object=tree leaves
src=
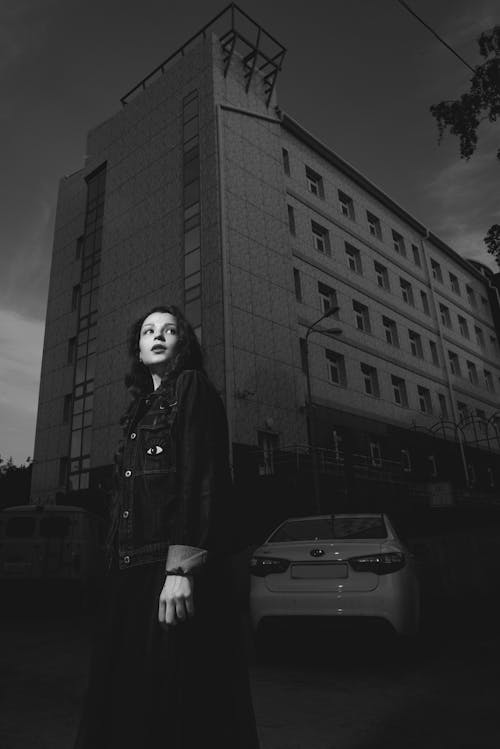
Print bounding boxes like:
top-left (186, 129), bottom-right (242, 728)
top-left (485, 223), bottom-right (500, 260)
top-left (430, 26), bottom-right (500, 265)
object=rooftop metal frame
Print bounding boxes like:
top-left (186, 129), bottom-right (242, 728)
top-left (120, 3), bottom-right (286, 107)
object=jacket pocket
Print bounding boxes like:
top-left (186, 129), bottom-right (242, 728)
top-left (136, 423), bottom-right (173, 473)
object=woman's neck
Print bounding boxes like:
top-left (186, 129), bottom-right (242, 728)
top-left (151, 372), bottom-right (163, 391)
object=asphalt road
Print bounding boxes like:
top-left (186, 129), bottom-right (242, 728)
top-left (0, 597), bottom-right (498, 749)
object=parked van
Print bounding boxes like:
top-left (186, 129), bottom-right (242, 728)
top-left (0, 504), bottom-right (105, 599)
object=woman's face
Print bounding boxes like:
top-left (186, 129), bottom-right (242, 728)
top-left (139, 311), bottom-right (179, 371)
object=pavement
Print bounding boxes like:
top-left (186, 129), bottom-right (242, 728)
top-left (0, 593), bottom-right (499, 749)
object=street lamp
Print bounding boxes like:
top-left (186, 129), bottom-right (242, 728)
top-left (303, 306), bottom-right (342, 513)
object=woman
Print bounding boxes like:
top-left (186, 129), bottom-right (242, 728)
top-left (74, 305), bottom-right (259, 749)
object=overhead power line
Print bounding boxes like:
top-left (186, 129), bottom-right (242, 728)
top-left (395, 0), bottom-right (476, 75)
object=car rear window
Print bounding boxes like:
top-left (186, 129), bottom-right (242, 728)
top-left (269, 516), bottom-right (387, 542)
top-left (40, 517), bottom-right (71, 538)
top-left (5, 517), bottom-right (37, 538)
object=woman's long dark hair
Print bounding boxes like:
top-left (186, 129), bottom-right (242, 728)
top-left (124, 305), bottom-right (204, 397)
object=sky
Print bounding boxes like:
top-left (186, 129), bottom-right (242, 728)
top-left (0, 0), bottom-right (498, 465)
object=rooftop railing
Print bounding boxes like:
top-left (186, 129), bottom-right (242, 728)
top-left (121, 3), bottom-right (286, 107)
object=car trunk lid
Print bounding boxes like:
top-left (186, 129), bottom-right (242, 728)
top-left (258, 541), bottom-right (383, 592)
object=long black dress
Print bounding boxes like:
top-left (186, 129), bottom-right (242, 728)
top-left (73, 374), bottom-right (259, 748)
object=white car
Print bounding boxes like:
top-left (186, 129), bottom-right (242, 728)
top-left (250, 513), bottom-right (420, 637)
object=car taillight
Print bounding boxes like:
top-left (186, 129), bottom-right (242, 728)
top-left (250, 556), bottom-right (290, 577)
top-left (348, 552), bottom-right (405, 575)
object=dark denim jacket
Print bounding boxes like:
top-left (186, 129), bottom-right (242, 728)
top-left (106, 369), bottom-right (237, 572)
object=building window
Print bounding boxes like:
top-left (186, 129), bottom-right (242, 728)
top-left (458, 315), bottom-right (469, 339)
top-left (448, 351), bottom-right (460, 376)
top-left (484, 369), bottom-right (494, 392)
top-left (466, 360), bottom-right (478, 385)
top-left (374, 261), bottom-right (389, 290)
top-left (467, 463), bottom-right (477, 486)
top-left (367, 211), bottom-right (382, 239)
top-left (293, 268), bottom-right (302, 302)
top-left (438, 393), bottom-right (448, 418)
top-left (439, 304), bottom-right (452, 328)
top-left (353, 300), bottom-right (371, 333)
top-left (401, 449), bottom-right (412, 472)
top-left (417, 385), bottom-right (432, 414)
top-left (331, 429), bottom-right (344, 463)
top-left (182, 91), bottom-right (202, 333)
top-left (428, 455), bottom-right (438, 478)
top-left (67, 337), bottom-right (76, 365)
top-left (63, 394), bottom-right (72, 423)
top-left (490, 335), bottom-right (498, 353)
top-left (420, 290), bottom-right (430, 315)
top-left (282, 148), bottom-right (290, 176)
top-left (449, 272), bottom-right (460, 295)
top-left (391, 375), bottom-right (408, 407)
top-left (345, 243), bottom-right (362, 273)
top-left (58, 457), bottom-right (68, 487)
top-left (408, 330), bottom-right (423, 358)
top-left (431, 259), bottom-right (443, 283)
top-left (392, 230), bottom-right (406, 256)
top-left (487, 467), bottom-right (495, 488)
top-left (338, 190), bottom-right (355, 220)
top-left (412, 244), bottom-right (421, 266)
top-left (76, 236), bottom-right (84, 260)
top-left (71, 284), bottom-right (80, 312)
top-left (287, 205), bottom-right (296, 235)
top-left (318, 282), bottom-right (338, 315)
top-left (475, 326), bottom-right (485, 347)
top-left (361, 363), bottom-right (379, 397)
top-left (67, 164), bottom-right (106, 492)
top-left (311, 221), bottom-right (331, 255)
top-left (383, 316), bottom-right (399, 347)
top-left (476, 408), bottom-right (487, 423)
top-left (299, 338), bottom-right (308, 373)
top-left (257, 431), bottom-right (278, 476)
top-left (306, 166), bottom-right (324, 198)
top-left (370, 441), bottom-right (382, 467)
top-left (429, 340), bottom-right (439, 365)
top-left (326, 350), bottom-right (347, 386)
top-left (457, 402), bottom-right (468, 423)
top-left (481, 296), bottom-right (489, 312)
top-left (466, 284), bottom-right (476, 307)
top-left (400, 278), bottom-right (414, 306)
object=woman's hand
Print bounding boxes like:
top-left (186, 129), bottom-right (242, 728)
top-left (158, 575), bottom-right (194, 627)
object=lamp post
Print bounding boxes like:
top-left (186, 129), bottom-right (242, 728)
top-left (303, 307), bottom-right (342, 513)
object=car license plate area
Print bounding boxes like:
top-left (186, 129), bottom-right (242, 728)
top-left (291, 563), bottom-right (348, 579)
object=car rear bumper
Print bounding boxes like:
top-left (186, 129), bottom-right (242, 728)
top-left (250, 585), bottom-right (418, 636)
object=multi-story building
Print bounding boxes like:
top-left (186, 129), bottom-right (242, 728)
top-left (31, 6), bottom-right (500, 520)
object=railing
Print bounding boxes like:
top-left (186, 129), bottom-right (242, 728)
top-left (120, 3), bottom-right (286, 107)
top-left (253, 444), bottom-right (407, 484)
top-left (350, 453), bottom-right (408, 485)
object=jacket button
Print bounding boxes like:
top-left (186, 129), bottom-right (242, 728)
top-left (130, 432), bottom-right (137, 440)
top-left (123, 555), bottom-right (131, 565)
top-left (124, 470), bottom-right (132, 478)
top-left (122, 510), bottom-right (129, 519)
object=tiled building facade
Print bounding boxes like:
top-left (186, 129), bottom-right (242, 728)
top-left (31, 9), bottom-right (500, 516)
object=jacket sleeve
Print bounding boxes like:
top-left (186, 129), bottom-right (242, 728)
top-left (166, 369), bottom-right (230, 574)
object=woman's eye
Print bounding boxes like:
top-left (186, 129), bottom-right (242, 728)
top-left (166, 329), bottom-right (177, 336)
top-left (146, 445), bottom-right (164, 456)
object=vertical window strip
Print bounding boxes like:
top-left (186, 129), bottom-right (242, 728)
top-left (68, 163), bottom-right (106, 491)
top-left (182, 91), bottom-right (202, 332)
